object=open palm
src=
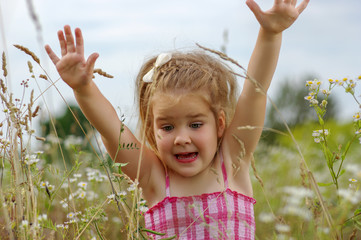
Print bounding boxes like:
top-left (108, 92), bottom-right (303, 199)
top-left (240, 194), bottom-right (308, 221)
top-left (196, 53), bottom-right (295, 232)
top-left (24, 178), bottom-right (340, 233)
top-left (45, 25), bottom-right (98, 91)
top-left (246, 0), bottom-right (310, 34)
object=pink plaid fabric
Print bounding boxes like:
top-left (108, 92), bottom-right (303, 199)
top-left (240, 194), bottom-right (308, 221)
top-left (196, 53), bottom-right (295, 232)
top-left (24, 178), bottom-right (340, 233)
top-left (144, 154), bottom-right (256, 240)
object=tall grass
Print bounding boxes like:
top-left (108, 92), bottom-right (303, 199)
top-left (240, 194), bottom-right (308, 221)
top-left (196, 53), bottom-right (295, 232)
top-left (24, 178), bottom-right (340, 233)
top-left (0, 37), bottom-right (360, 240)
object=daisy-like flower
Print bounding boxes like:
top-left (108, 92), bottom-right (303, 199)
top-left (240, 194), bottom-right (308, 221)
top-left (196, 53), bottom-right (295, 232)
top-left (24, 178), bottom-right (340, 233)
top-left (304, 95), bottom-right (314, 101)
top-left (67, 212), bottom-right (75, 219)
top-left (47, 184), bottom-right (55, 192)
top-left (349, 178), bottom-right (358, 183)
top-left (321, 89), bottom-right (331, 96)
top-left (107, 194), bottom-right (115, 204)
top-left (56, 224), bottom-right (64, 229)
top-left (139, 206), bottom-right (149, 213)
top-left (77, 190), bottom-right (86, 199)
top-left (127, 183), bottom-right (137, 192)
top-left (20, 220), bottom-right (29, 228)
top-left (24, 154), bottom-right (40, 165)
top-left (38, 214), bottom-right (47, 221)
top-left (77, 181), bottom-right (88, 189)
top-left (117, 191), bottom-right (127, 197)
top-left (353, 112), bottom-right (360, 122)
top-left (40, 181), bottom-right (49, 188)
top-left (60, 199), bottom-right (68, 208)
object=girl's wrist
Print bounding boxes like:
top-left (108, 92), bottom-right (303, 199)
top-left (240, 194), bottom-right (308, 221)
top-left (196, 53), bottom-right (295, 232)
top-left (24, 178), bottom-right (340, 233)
top-left (73, 81), bottom-right (96, 96)
top-left (259, 27), bottom-right (283, 42)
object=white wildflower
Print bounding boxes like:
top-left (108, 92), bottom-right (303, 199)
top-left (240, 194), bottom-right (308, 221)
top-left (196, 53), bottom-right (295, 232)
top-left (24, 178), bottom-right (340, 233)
top-left (275, 223), bottom-right (291, 233)
top-left (258, 212), bottom-right (274, 223)
top-left (60, 199), bottom-right (68, 208)
top-left (127, 183), bottom-right (138, 192)
top-left (310, 99), bottom-right (319, 105)
top-left (117, 191), bottom-right (127, 197)
top-left (353, 112), bottom-right (360, 122)
top-left (77, 181), bottom-right (88, 189)
top-left (77, 190), bottom-right (86, 199)
top-left (20, 220), bottom-right (29, 228)
top-left (139, 206), bottom-right (149, 213)
top-left (40, 181), bottom-right (48, 188)
top-left (38, 214), bottom-right (47, 221)
top-left (67, 212), bottom-right (75, 219)
top-left (107, 194), bottom-right (115, 204)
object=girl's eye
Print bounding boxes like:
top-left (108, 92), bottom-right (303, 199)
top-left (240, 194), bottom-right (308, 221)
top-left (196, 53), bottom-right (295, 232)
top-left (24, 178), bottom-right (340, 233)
top-left (162, 125), bottom-right (174, 132)
top-left (190, 123), bottom-right (202, 129)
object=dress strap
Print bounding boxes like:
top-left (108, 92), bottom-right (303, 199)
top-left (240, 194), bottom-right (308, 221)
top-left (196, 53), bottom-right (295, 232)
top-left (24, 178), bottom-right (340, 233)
top-left (220, 151), bottom-right (229, 188)
top-left (165, 169), bottom-right (171, 197)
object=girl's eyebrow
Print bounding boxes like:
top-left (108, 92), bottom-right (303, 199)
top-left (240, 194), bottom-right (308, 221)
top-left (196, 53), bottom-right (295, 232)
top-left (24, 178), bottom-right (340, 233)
top-left (155, 113), bottom-right (207, 122)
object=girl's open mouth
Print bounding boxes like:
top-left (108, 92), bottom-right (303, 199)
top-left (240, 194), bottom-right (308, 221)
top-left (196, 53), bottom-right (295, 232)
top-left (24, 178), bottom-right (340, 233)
top-left (175, 152), bottom-right (198, 163)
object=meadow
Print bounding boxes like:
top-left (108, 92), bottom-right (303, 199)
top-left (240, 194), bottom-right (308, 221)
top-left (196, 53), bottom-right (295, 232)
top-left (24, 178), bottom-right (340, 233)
top-left (0, 42), bottom-right (360, 240)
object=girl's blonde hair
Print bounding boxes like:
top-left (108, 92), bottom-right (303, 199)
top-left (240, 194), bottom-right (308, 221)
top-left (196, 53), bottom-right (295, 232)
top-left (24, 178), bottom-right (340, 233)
top-left (136, 51), bottom-right (238, 155)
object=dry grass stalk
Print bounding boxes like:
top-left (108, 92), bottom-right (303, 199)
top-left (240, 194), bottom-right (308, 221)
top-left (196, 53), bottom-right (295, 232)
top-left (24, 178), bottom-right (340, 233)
top-left (13, 44), bottom-right (40, 64)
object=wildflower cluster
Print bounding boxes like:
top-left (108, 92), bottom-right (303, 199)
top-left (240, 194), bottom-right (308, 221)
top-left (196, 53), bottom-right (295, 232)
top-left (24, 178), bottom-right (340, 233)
top-left (304, 75), bottom-right (361, 191)
top-left (311, 129), bottom-right (330, 143)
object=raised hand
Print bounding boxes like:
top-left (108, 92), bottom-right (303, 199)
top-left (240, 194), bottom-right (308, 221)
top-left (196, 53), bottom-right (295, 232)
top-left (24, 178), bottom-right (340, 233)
top-left (45, 25), bottom-right (99, 91)
top-left (246, 0), bottom-right (310, 34)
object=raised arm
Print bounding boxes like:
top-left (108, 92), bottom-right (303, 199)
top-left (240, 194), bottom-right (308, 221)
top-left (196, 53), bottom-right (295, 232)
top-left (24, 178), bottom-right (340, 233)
top-left (224, 0), bottom-right (309, 163)
top-left (45, 26), bottom-right (157, 185)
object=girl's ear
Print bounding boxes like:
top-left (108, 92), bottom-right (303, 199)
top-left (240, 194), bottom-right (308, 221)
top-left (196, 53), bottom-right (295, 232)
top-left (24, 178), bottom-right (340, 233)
top-left (217, 110), bottom-right (226, 138)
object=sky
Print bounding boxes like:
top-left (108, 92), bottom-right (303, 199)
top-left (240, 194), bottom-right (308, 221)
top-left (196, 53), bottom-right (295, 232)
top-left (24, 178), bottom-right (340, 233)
top-left (1, 0), bottom-right (360, 131)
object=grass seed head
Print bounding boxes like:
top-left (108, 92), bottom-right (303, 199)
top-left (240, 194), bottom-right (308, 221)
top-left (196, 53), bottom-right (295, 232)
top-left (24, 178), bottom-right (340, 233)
top-left (93, 68), bottom-right (114, 78)
top-left (14, 44), bottom-right (40, 65)
top-left (2, 52), bottom-right (7, 77)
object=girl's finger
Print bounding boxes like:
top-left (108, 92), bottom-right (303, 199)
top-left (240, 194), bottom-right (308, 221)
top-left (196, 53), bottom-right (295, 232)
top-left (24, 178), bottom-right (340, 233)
top-left (57, 30), bottom-right (67, 57)
top-left (44, 45), bottom-right (60, 65)
top-left (296, 0), bottom-right (310, 14)
top-left (64, 25), bottom-right (76, 53)
top-left (75, 28), bottom-right (84, 56)
top-left (246, 0), bottom-right (264, 23)
top-left (85, 52), bottom-right (99, 77)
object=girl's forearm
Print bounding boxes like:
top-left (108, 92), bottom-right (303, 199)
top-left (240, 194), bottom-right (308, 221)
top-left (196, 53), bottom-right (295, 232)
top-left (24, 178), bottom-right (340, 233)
top-left (73, 82), bottom-right (122, 143)
top-left (244, 27), bottom-right (282, 96)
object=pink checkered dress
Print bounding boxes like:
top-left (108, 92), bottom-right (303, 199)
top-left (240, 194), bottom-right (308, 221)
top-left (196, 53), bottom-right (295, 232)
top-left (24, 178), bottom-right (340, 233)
top-left (144, 154), bottom-right (256, 239)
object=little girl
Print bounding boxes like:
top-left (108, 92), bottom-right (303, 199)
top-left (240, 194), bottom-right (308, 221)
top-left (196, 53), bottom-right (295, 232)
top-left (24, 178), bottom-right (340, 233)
top-left (45, 0), bottom-right (309, 239)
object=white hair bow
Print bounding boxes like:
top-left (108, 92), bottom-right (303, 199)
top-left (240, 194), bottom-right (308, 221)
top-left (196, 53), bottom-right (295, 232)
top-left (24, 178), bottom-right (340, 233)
top-left (142, 53), bottom-right (172, 83)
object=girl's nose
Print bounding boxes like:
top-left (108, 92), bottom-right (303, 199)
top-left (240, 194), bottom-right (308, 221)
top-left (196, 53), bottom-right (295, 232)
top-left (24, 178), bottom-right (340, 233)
top-left (174, 131), bottom-right (191, 145)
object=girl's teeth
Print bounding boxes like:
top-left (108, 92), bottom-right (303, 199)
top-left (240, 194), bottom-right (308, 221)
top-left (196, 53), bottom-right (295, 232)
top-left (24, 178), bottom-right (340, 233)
top-left (177, 153), bottom-right (197, 159)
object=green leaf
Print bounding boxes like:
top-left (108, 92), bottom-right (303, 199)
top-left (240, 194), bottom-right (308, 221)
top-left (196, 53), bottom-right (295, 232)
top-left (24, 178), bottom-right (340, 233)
top-left (317, 182), bottom-right (333, 187)
top-left (338, 169), bottom-right (346, 178)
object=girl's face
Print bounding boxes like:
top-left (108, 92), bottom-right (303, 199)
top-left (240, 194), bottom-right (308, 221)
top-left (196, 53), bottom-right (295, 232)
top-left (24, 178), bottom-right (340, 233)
top-left (152, 93), bottom-right (225, 178)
